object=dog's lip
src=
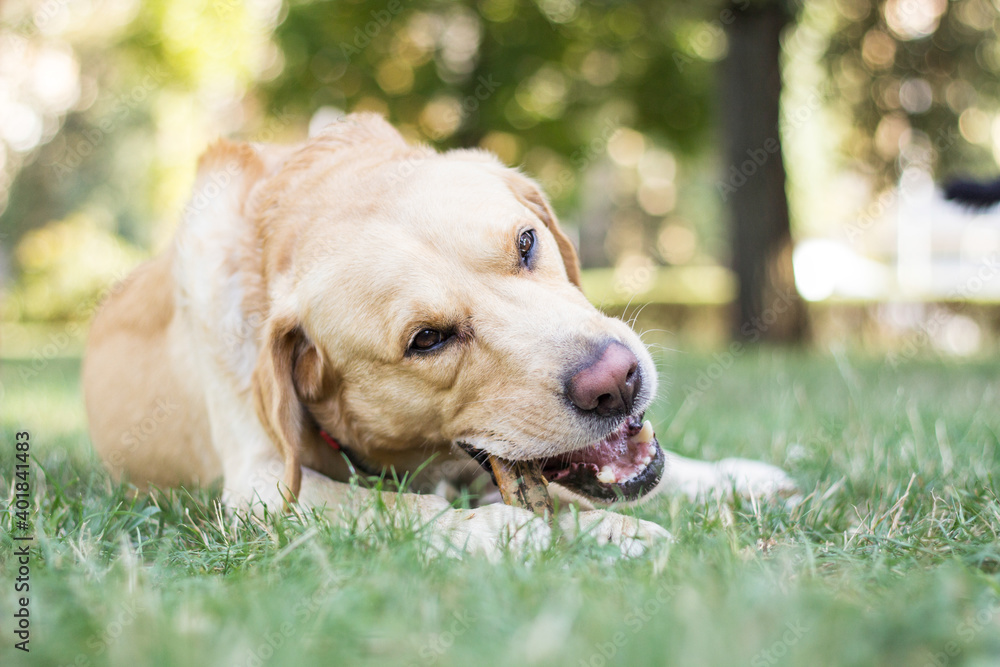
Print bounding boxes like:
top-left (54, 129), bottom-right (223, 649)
top-left (536, 414), bottom-right (665, 502)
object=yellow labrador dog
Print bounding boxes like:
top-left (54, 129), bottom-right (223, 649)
top-left (83, 113), bottom-right (792, 556)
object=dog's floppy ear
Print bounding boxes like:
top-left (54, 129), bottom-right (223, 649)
top-left (251, 314), bottom-right (325, 503)
top-left (505, 172), bottom-right (582, 287)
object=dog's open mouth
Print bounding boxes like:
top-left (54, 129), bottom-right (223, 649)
top-left (538, 415), bottom-right (665, 502)
top-left (461, 415), bottom-right (665, 503)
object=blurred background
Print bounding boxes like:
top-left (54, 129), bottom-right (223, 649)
top-left (3, 0), bottom-right (1000, 359)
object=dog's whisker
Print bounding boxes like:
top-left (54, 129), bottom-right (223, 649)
top-left (621, 292), bottom-right (640, 326)
top-left (626, 299), bottom-right (650, 328)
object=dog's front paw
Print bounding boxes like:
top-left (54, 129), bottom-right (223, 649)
top-left (666, 452), bottom-right (798, 503)
top-left (426, 503), bottom-right (552, 560)
top-left (559, 509), bottom-right (671, 558)
top-left (713, 458), bottom-right (798, 500)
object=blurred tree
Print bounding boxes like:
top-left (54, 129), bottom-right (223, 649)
top-left (721, 0), bottom-right (808, 342)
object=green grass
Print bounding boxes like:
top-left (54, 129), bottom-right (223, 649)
top-left (3, 350), bottom-right (1000, 666)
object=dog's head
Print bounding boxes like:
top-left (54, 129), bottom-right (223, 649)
top-left (243, 114), bottom-right (664, 505)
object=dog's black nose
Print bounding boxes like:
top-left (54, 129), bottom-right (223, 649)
top-left (566, 342), bottom-right (641, 418)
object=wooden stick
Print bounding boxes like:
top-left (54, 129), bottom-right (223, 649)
top-left (487, 455), bottom-right (554, 519)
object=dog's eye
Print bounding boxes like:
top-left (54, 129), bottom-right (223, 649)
top-left (519, 229), bottom-right (536, 268)
top-left (410, 328), bottom-right (447, 352)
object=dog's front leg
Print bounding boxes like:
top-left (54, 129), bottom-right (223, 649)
top-left (300, 469), bottom-right (674, 558)
top-left (663, 451), bottom-right (798, 502)
top-left (228, 463), bottom-right (550, 559)
top-left (231, 464), bottom-right (669, 559)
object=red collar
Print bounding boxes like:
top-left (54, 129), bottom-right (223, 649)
top-left (317, 424), bottom-right (381, 477)
top-left (319, 429), bottom-right (341, 451)
top-left (316, 427), bottom-right (379, 477)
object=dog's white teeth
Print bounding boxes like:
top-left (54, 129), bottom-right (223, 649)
top-left (640, 454), bottom-right (652, 467)
top-left (631, 419), bottom-right (655, 445)
top-left (597, 466), bottom-right (617, 484)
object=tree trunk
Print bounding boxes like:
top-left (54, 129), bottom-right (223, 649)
top-left (721, 2), bottom-right (808, 344)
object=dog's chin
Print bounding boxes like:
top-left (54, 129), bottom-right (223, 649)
top-left (461, 415), bottom-right (665, 504)
top-left (536, 415), bottom-right (665, 503)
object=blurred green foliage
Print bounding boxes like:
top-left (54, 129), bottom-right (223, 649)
top-left (266, 0), bottom-right (715, 170)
